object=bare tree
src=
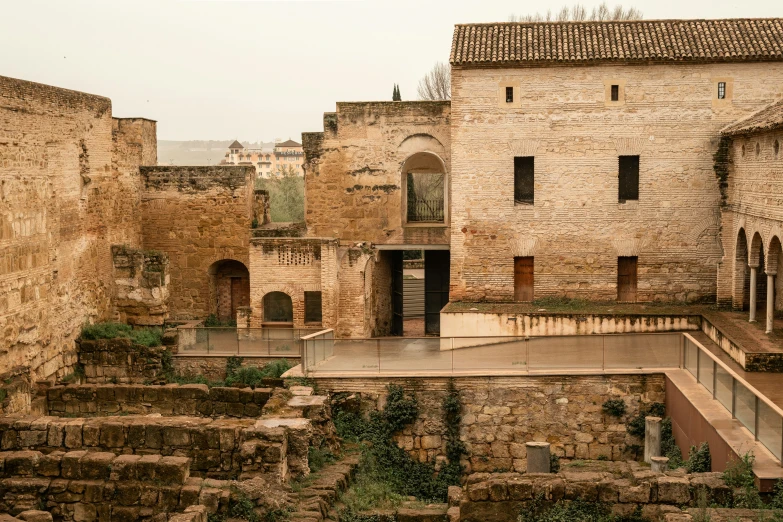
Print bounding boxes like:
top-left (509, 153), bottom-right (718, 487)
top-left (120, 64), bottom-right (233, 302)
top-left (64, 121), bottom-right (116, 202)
top-left (509, 2), bottom-right (642, 22)
top-left (417, 62), bottom-right (451, 101)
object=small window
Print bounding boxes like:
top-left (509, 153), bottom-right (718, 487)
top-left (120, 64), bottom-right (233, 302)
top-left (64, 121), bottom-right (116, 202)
top-left (263, 292), bottom-right (293, 322)
top-left (741, 144), bottom-right (746, 157)
top-left (775, 140), bottom-right (780, 156)
top-left (506, 86), bottom-right (514, 103)
top-left (611, 85), bottom-right (619, 102)
top-left (618, 156), bottom-right (639, 202)
top-left (756, 143), bottom-right (761, 157)
top-left (717, 82), bottom-right (726, 100)
top-left (304, 291), bottom-right (322, 324)
top-left (514, 157), bottom-right (534, 205)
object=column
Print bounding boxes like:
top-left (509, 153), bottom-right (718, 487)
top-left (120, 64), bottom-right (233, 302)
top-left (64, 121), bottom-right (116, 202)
top-left (644, 416), bottom-right (662, 464)
top-left (526, 442), bottom-right (551, 473)
top-left (767, 273), bottom-right (776, 334)
top-left (749, 265), bottom-right (758, 323)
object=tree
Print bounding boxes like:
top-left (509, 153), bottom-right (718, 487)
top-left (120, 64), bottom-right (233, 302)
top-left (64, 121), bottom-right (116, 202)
top-left (392, 84), bottom-right (402, 101)
top-left (508, 2), bottom-right (642, 22)
top-left (417, 62), bottom-right (451, 101)
top-left (255, 164), bottom-right (304, 222)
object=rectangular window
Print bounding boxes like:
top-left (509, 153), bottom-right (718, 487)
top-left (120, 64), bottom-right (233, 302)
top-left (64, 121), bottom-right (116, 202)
top-left (514, 257), bottom-right (534, 301)
top-left (514, 157), bottom-right (534, 205)
top-left (506, 86), bottom-right (514, 103)
top-left (618, 155), bottom-right (639, 202)
top-left (617, 257), bottom-right (638, 302)
top-left (611, 84), bottom-right (619, 101)
top-left (304, 291), bottom-right (322, 324)
top-left (718, 82), bottom-right (726, 99)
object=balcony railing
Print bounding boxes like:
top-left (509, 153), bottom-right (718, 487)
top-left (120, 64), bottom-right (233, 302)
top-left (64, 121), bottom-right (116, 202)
top-left (407, 197), bottom-right (444, 223)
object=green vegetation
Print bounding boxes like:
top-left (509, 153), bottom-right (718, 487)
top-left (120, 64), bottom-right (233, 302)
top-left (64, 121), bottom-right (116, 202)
top-left (335, 384), bottom-right (464, 520)
top-left (723, 452), bottom-right (763, 509)
top-left (307, 446), bottom-right (337, 474)
top-left (602, 399), bottom-right (627, 417)
top-left (162, 354), bottom-right (291, 388)
top-left (626, 403), bottom-right (666, 438)
top-left (255, 166), bottom-right (304, 223)
top-left (207, 488), bottom-right (291, 522)
top-left (81, 322), bottom-right (162, 347)
top-left (686, 442), bottom-right (711, 473)
top-left (61, 363), bottom-right (86, 384)
top-left (660, 417), bottom-right (685, 469)
top-left (550, 453), bottom-right (561, 473)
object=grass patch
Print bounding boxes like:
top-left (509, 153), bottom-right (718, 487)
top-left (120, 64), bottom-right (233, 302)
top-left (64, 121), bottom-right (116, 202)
top-left (81, 322), bottom-right (162, 347)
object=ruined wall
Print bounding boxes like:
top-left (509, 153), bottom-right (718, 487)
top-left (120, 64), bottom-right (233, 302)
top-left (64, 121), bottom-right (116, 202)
top-left (335, 248), bottom-right (374, 338)
top-left (315, 374), bottom-right (665, 473)
top-left (717, 128), bottom-right (783, 309)
top-left (140, 166), bottom-right (254, 320)
top-left (303, 101), bottom-right (451, 245)
top-left (450, 62), bottom-right (783, 302)
top-left (111, 245), bottom-right (169, 326)
top-left (248, 237), bottom-right (337, 328)
top-left (0, 76), bottom-right (154, 381)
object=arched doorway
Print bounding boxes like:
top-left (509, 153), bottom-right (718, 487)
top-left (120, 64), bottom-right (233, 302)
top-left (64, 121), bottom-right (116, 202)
top-left (734, 229), bottom-right (749, 310)
top-left (208, 260), bottom-right (250, 323)
top-left (263, 292), bottom-right (293, 324)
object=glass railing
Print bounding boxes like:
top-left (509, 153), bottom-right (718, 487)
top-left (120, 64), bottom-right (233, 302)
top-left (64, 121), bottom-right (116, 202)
top-left (683, 334), bottom-right (783, 462)
top-left (177, 327), bottom-right (322, 355)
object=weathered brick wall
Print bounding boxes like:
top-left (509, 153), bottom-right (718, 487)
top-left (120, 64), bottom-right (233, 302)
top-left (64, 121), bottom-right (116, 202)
top-left (335, 248), bottom-right (374, 337)
top-left (0, 76), bottom-right (154, 382)
top-left (315, 374), bottom-right (665, 473)
top-left (303, 101), bottom-right (451, 245)
top-left (140, 166), bottom-right (254, 320)
top-left (77, 338), bottom-right (167, 384)
top-left (449, 62), bottom-right (783, 303)
top-left (46, 384), bottom-right (271, 418)
top-left (718, 128), bottom-right (783, 310)
top-left (248, 238), bottom-right (337, 328)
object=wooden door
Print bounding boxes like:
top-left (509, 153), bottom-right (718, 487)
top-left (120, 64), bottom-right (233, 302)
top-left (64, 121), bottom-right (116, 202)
top-left (514, 257), bottom-right (534, 301)
top-left (230, 277), bottom-right (249, 321)
top-left (618, 257), bottom-right (638, 302)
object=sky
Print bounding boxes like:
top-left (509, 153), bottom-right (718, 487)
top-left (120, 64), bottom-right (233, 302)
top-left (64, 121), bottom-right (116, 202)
top-left (1, 0), bottom-right (779, 142)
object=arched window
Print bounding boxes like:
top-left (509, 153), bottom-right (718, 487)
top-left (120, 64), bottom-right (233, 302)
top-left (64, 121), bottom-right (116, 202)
top-left (402, 152), bottom-right (446, 224)
top-left (774, 139), bottom-right (780, 157)
top-left (263, 292), bottom-right (293, 322)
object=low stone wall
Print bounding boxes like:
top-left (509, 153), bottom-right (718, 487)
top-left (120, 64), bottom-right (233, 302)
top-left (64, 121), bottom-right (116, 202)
top-left (46, 384), bottom-right (271, 418)
top-left (315, 375), bottom-right (666, 473)
top-left (172, 355), bottom-right (298, 382)
top-left (0, 415), bottom-right (308, 481)
top-left (700, 317), bottom-right (783, 372)
top-left (0, 369), bottom-right (32, 416)
top-left (77, 338), bottom-right (167, 384)
top-left (461, 468), bottom-right (732, 522)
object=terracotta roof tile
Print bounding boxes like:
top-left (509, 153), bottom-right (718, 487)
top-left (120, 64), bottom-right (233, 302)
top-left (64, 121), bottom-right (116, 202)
top-left (721, 99), bottom-right (783, 136)
top-left (450, 19), bottom-right (783, 66)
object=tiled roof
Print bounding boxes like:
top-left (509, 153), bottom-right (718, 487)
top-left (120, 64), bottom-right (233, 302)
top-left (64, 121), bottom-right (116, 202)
top-left (228, 140), bottom-right (244, 149)
top-left (276, 139), bottom-right (302, 147)
top-left (450, 19), bottom-right (783, 66)
top-left (721, 99), bottom-right (783, 136)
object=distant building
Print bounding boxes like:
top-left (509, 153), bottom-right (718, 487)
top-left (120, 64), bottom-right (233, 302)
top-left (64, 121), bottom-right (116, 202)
top-left (222, 139), bottom-right (304, 178)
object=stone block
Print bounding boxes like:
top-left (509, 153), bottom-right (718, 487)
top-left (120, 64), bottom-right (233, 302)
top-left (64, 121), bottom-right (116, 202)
top-left (657, 476), bottom-right (691, 505)
top-left (468, 482), bottom-right (489, 502)
top-left (4, 451), bottom-right (41, 476)
top-left (110, 454), bottom-right (141, 481)
top-left (80, 452), bottom-right (115, 480)
top-left (82, 423), bottom-right (100, 446)
top-left (19, 430), bottom-right (47, 447)
top-left (137, 454), bottom-right (162, 481)
top-left (99, 422), bottom-right (125, 448)
top-left (690, 473), bottom-right (732, 506)
top-left (61, 450), bottom-right (88, 479)
top-left (64, 420), bottom-right (84, 448)
top-left (17, 511), bottom-right (53, 522)
top-left (37, 451), bottom-right (64, 477)
top-left (397, 507), bottom-right (449, 522)
top-left (487, 479), bottom-right (508, 501)
top-left (507, 477), bottom-right (533, 500)
top-left (448, 485), bottom-right (463, 507)
top-left (164, 427), bottom-right (191, 447)
top-left (157, 456), bottom-right (191, 484)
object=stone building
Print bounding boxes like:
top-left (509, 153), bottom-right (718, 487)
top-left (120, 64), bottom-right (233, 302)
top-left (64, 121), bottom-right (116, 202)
top-left (2, 18), bottom-right (783, 385)
top-left (222, 139), bottom-right (304, 178)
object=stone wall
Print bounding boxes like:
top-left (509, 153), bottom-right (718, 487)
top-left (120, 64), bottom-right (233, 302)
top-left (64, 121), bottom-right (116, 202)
top-left (717, 127), bottom-right (783, 310)
top-left (172, 355), bottom-right (296, 382)
top-left (111, 245), bottom-right (170, 326)
top-left (139, 166), bottom-right (254, 320)
top-left (253, 189), bottom-right (271, 227)
top-left (314, 375), bottom-right (665, 473)
top-left (77, 338), bottom-right (167, 384)
top-left (45, 384), bottom-right (271, 418)
top-left (449, 62), bottom-right (783, 303)
top-left (0, 76), bottom-right (154, 382)
top-left (302, 101), bottom-right (451, 245)
top-left (0, 414), bottom-right (304, 480)
top-left (461, 467), bottom-right (733, 522)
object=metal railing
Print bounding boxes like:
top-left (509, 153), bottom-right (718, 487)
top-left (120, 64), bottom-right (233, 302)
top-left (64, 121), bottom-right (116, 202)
top-left (177, 327), bottom-right (322, 356)
top-left (683, 333), bottom-right (783, 462)
top-left (407, 197), bottom-right (444, 222)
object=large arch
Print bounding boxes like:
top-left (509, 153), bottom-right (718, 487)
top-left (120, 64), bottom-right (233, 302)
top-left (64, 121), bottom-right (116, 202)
top-left (262, 291), bottom-right (294, 323)
top-left (733, 228), bottom-right (750, 310)
top-left (207, 259), bottom-right (250, 323)
top-left (401, 151), bottom-right (448, 225)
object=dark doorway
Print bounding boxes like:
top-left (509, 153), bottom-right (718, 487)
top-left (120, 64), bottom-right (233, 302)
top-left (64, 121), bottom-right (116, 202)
top-left (425, 250), bottom-right (450, 335)
top-left (514, 257), bottom-right (534, 301)
top-left (618, 256), bottom-right (638, 302)
top-left (390, 250), bottom-right (404, 336)
top-left (263, 292), bottom-right (293, 323)
top-left (209, 259), bottom-right (250, 323)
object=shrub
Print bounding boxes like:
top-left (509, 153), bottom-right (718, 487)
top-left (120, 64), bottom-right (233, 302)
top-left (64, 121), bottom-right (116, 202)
top-left (80, 322), bottom-right (162, 347)
top-left (626, 402), bottom-right (665, 438)
top-left (308, 446), bottom-right (336, 473)
top-left (602, 399), bottom-right (627, 417)
top-left (686, 442), bottom-right (711, 473)
top-left (224, 359), bottom-right (292, 388)
top-left (723, 452), bottom-right (762, 509)
top-left (549, 453), bottom-right (561, 473)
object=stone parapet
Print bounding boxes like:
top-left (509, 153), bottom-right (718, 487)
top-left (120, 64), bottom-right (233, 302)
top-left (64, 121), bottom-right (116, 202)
top-left (76, 338), bottom-right (166, 384)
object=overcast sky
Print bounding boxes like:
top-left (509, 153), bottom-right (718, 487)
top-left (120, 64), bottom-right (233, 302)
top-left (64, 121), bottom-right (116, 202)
top-left (0, 0), bottom-right (778, 142)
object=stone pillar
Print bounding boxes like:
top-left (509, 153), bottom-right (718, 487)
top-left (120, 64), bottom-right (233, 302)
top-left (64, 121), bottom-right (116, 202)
top-left (644, 416), bottom-right (662, 464)
top-left (749, 265), bottom-right (758, 322)
top-left (651, 456), bottom-right (669, 473)
top-left (766, 273), bottom-right (776, 334)
top-left (526, 442), bottom-right (551, 473)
